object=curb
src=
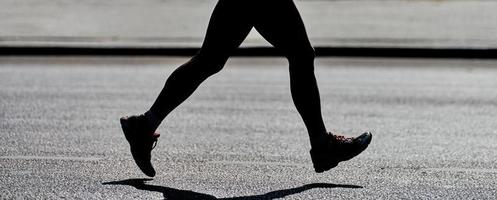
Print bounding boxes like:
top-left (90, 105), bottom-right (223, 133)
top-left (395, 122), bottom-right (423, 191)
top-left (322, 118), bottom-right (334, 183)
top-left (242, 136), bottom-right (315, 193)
top-left (1, 46), bottom-right (496, 59)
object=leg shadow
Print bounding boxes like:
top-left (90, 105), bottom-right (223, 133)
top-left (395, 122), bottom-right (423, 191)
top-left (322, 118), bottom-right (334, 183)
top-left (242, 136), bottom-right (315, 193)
top-left (103, 178), bottom-right (362, 200)
top-left (103, 179), bottom-right (217, 200)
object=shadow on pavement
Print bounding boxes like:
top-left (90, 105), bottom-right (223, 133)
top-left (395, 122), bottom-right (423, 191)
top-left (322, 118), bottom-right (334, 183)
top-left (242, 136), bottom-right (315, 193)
top-left (103, 178), bottom-right (362, 200)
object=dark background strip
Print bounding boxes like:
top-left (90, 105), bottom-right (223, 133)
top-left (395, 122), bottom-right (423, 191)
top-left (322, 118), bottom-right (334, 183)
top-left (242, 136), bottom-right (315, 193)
top-left (1, 46), bottom-right (496, 59)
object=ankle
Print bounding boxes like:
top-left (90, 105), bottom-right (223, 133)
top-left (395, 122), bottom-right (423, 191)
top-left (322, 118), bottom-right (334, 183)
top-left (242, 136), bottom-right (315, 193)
top-left (143, 110), bottom-right (161, 132)
top-left (310, 132), bottom-right (329, 149)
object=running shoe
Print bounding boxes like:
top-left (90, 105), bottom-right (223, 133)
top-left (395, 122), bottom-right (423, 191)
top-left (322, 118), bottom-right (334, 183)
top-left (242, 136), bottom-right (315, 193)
top-left (310, 132), bottom-right (372, 173)
top-left (120, 115), bottom-right (160, 177)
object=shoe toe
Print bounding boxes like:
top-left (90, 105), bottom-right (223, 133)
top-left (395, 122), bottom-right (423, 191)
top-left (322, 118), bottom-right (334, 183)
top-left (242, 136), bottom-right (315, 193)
top-left (357, 132), bottom-right (372, 146)
top-left (135, 159), bottom-right (156, 177)
top-left (130, 148), bottom-right (156, 177)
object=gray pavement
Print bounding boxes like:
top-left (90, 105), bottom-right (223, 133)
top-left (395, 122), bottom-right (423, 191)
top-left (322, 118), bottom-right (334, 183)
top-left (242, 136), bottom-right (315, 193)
top-left (1, 0), bottom-right (497, 48)
top-left (1, 56), bottom-right (497, 199)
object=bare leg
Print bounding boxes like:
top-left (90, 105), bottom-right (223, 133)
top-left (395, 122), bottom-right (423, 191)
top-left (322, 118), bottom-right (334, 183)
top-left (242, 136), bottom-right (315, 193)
top-left (122, 0), bottom-right (371, 177)
top-left (254, 0), bottom-right (327, 148)
top-left (120, 1), bottom-right (254, 177)
top-left (146, 0), bottom-right (253, 131)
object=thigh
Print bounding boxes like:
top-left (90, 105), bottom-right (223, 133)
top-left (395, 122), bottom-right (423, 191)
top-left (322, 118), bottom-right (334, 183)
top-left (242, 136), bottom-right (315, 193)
top-left (253, 0), bottom-right (313, 55)
top-left (199, 0), bottom-right (254, 57)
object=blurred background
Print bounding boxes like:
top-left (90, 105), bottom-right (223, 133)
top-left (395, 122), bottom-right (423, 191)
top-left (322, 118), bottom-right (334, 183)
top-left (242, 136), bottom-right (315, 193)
top-left (1, 0), bottom-right (497, 49)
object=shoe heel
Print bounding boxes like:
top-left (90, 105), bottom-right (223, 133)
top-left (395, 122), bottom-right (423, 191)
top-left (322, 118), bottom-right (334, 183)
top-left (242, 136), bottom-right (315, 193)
top-left (120, 117), bottom-right (133, 141)
top-left (310, 149), bottom-right (338, 173)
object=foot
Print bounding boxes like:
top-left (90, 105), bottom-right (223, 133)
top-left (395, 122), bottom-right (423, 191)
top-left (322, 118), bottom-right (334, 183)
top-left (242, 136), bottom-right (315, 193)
top-left (310, 132), bottom-right (372, 173)
top-left (120, 115), bottom-right (160, 177)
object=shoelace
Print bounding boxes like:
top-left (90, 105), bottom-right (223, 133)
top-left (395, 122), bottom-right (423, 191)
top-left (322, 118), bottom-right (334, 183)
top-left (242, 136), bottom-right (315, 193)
top-left (330, 134), bottom-right (353, 144)
top-left (151, 139), bottom-right (158, 149)
top-left (149, 132), bottom-right (160, 150)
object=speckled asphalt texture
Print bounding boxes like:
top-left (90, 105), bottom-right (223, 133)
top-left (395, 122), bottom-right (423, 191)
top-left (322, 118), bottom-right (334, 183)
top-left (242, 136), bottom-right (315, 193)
top-left (1, 56), bottom-right (497, 199)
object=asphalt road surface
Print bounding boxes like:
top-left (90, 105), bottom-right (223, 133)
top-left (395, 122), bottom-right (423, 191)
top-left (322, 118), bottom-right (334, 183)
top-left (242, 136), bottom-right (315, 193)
top-left (1, 56), bottom-right (497, 199)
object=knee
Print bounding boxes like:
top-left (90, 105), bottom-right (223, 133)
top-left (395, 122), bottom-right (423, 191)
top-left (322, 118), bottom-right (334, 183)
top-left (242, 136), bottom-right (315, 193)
top-left (191, 52), bottom-right (229, 75)
top-left (286, 47), bottom-right (316, 72)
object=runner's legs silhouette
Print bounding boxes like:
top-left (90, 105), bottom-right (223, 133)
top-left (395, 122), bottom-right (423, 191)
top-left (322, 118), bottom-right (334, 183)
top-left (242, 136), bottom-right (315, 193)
top-left (121, 0), bottom-right (372, 177)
